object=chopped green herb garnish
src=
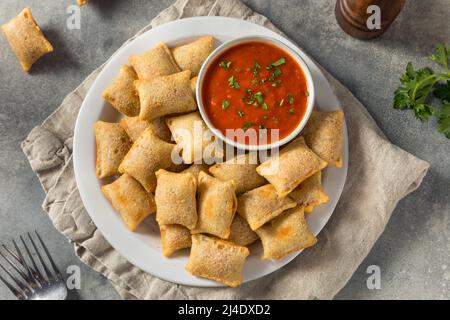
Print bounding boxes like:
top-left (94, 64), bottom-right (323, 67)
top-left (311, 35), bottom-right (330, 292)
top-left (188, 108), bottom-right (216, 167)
top-left (288, 94), bottom-right (294, 104)
top-left (262, 102), bottom-right (269, 111)
top-left (252, 60), bottom-right (262, 77)
top-left (245, 88), bottom-right (253, 95)
top-left (266, 57), bottom-right (286, 69)
top-left (269, 68), bottom-right (282, 81)
top-left (254, 92), bottom-right (264, 104)
top-left (222, 99), bottom-right (230, 110)
top-left (228, 76), bottom-right (240, 89)
top-left (289, 108), bottom-right (295, 114)
top-left (243, 97), bottom-right (255, 105)
top-left (237, 110), bottom-right (245, 117)
top-left (219, 59), bottom-right (232, 70)
top-left (260, 78), bottom-right (267, 84)
top-left (242, 122), bottom-right (254, 131)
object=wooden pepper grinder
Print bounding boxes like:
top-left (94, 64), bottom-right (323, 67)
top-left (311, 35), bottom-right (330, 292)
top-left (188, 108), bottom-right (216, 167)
top-left (335, 0), bottom-right (406, 39)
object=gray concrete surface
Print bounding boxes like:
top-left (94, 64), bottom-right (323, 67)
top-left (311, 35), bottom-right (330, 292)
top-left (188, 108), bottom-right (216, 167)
top-left (0, 0), bottom-right (448, 300)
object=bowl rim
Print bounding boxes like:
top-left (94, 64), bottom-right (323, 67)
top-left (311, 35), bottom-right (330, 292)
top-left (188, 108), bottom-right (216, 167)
top-left (196, 35), bottom-right (315, 151)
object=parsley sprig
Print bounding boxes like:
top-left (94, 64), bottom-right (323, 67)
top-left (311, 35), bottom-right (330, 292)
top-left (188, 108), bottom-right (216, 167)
top-left (394, 43), bottom-right (450, 138)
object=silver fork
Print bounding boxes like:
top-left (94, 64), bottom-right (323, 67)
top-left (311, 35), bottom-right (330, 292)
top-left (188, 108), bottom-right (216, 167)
top-left (0, 231), bottom-right (67, 300)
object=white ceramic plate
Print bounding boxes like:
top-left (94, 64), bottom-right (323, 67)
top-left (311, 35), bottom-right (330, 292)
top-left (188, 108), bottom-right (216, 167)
top-left (73, 17), bottom-right (348, 287)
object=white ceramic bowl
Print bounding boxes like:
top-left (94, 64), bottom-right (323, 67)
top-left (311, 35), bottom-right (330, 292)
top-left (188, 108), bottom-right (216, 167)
top-left (196, 35), bottom-right (315, 151)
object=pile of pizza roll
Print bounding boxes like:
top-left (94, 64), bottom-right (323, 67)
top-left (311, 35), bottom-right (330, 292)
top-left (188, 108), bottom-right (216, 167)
top-left (94, 36), bottom-right (344, 287)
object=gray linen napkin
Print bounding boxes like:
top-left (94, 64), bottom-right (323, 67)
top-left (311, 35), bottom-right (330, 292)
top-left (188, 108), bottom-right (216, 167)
top-left (21, 0), bottom-right (429, 300)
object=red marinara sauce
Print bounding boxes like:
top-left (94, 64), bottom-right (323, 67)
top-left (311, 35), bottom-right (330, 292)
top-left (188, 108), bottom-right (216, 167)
top-left (202, 41), bottom-right (309, 145)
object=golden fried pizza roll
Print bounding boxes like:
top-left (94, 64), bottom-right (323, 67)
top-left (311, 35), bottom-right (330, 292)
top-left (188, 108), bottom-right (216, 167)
top-left (94, 121), bottom-right (131, 179)
top-left (172, 36), bottom-right (215, 76)
top-left (289, 172), bottom-right (329, 213)
top-left (191, 172), bottom-right (237, 239)
top-left (118, 128), bottom-right (174, 192)
top-left (209, 153), bottom-right (266, 194)
top-left (102, 65), bottom-right (140, 117)
top-left (166, 111), bottom-right (222, 164)
top-left (102, 174), bottom-right (156, 231)
top-left (256, 206), bottom-right (317, 260)
top-left (256, 137), bottom-right (327, 197)
top-left (136, 70), bottom-right (197, 121)
top-left (120, 116), bottom-right (171, 142)
top-left (302, 111), bottom-right (344, 168)
top-left (155, 169), bottom-right (197, 229)
top-left (1, 8), bottom-right (53, 72)
top-left (237, 184), bottom-right (297, 230)
top-left (186, 234), bottom-right (249, 287)
top-left (77, 0), bottom-right (89, 6)
top-left (182, 164), bottom-right (210, 182)
top-left (160, 224), bottom-right (192, 257)
top-left (129, 42), bottom-right (180, 80)
top-left (228, 215), bottom-right (259, 247)
top-left (190, 76), bottom-right (198, 96)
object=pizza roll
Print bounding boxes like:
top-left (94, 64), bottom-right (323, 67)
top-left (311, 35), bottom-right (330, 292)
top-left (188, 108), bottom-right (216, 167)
top-left (172, 36), bottom-right (215, 76)
top-left (289, 172), bottom-right (329, 213)
top-left (77, 0), bottom-right (89, 6)
top-left (228, 215), bottom-right (259, 247)
top-left (102, 65), bottom-right (140, 117)
top-left (155, 169), bottom-right (197, 229)
top-left (182, 164), bottom-right (210, 182)
top-left (160, 224), bottom-right (192, 257)
top-left (1, 8), bottom-right (53, 72)
top-left (190, 76), bottom-right (198, 96)
top-left (302, 111), bottom-right (344, 168)
top-left (209, 153), bottom-right (266, 194)
top-left (191, 172), bottom-right (237, 239)
top-left (120, 116), bottom-right (171, 142)
top-left (102, 174), bottom-right (156, 231)
top-left (237, 184), bottom-right (297, 230)
top-left (94, 121), bottom-right (131, 179)
top-left (256, 206), bottom-right (317, 260)
top-left (136, 70), bottom-right (197, 121)
top-left (186, 234), bottom-right (249, 287)
top-left (256, 137), bottom-right (327, 197)
top-left (129, 42), bottom-right (180, 80)
top-left (118, 128), bottom-right (174, 192)
top-left (166, 111), bottom-right (222, 164)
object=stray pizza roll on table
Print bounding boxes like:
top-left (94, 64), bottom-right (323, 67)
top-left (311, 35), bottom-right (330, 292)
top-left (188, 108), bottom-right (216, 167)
top-left (1, 8), bottom-right (53, 72)
top-left (186, 234), bottom-right (249, 287)
top-left (77, 0), bottom-right (89, 5)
